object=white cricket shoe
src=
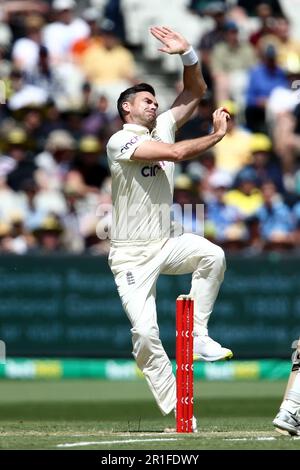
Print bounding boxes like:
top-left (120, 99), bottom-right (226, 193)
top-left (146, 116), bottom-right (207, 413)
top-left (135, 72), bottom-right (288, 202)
top-left (273, 409), bottom-right (300, 436)
top-left (194, 334), bottom-right (233, 362)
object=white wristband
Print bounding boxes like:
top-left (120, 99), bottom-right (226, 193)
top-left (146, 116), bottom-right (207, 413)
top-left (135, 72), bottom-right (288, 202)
top-left (181, 46), bottom-right (198, 66)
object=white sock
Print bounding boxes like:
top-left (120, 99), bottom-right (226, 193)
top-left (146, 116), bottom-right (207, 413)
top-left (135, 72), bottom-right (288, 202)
top-left (282, 371), bottom-right (300, 415)
top-left (197, 327), bottom-right (208, 336)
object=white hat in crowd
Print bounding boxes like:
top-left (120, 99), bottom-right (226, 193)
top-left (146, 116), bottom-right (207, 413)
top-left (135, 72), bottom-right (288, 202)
top-left (52, 0), bottom-right (76, 11)
top-left (82, 7), bottom-right (100, 22)
top-left (209, 171), bottom-right (233, 189)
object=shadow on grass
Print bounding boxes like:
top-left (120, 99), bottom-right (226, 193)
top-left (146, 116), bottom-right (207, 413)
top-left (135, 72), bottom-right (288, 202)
top-left (0, 398), bottom-right (280, 421)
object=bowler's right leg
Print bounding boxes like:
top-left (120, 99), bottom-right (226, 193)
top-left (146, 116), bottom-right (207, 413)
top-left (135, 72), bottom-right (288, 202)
top-left (160, 233), bottom-right (233, 362)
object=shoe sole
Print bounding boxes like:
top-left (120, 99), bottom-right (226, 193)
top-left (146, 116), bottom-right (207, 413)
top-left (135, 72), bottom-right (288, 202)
top-left (273, 418), bottom-right (299, 436)
top-left (274, 426), bottom-right (292, 436)
top-left (193, 350), bottom-right (233, 362)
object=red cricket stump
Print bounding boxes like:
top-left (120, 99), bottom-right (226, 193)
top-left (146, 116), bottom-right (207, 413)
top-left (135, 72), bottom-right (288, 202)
top-left (176, 295), bottom-right (194, 433)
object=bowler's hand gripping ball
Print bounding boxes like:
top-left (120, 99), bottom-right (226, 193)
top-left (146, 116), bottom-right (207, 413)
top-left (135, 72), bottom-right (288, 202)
top-left (222, 107), bottom-right (231, 121)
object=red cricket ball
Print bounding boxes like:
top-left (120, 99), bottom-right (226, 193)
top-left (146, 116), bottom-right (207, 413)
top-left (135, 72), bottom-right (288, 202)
top-left (222, 107), bottom-right (231, 120)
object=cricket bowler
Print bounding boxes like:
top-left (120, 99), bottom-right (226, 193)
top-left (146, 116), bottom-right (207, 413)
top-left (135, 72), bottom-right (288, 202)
top-left (106, 26), bottom-right (233, 431)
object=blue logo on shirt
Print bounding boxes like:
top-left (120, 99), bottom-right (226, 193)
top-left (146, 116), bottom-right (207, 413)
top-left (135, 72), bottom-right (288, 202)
top-left (121, 136), bottom-right (140, 153)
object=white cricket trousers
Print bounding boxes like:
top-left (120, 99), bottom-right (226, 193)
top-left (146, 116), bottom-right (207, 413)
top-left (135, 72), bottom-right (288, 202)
top-left (108, 233), bottom-right (226, 415)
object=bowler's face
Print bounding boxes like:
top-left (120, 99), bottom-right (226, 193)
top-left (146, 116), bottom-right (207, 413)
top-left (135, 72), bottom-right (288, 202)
top-left (127, 92), bottom-right (159, 129)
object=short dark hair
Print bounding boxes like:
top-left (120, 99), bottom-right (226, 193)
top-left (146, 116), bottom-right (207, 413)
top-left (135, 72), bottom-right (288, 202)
top-left (117, 83), bottom-right (155, 122)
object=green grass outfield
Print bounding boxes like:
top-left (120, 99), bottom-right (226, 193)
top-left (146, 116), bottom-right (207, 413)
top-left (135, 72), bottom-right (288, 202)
top-left (0, 379), bottom-right (299, 450)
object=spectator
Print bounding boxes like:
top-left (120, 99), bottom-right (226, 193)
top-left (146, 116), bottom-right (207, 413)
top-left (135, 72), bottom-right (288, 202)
top-left (250, 1), bottom-right (276, 47)
top-left (244, 133), bottom-right (284, 192)
top-left (8, 68), bottom-right (49, 111)
top-left (0, 19), bottom-right (12, 54)
top-left (256, 180), bottom-right (295, 250)
top-left (199, 2), bottom-right (227, 51)
top-left (224, 166), bottom-right (263, 217)
top-left (71, 8), bottom-right (102, 63)
top-left (32, 214), bottom-right (64, 253)
top-left (38, 101), bottom-right (66, 136)
top-left (16, 105), bottom-right (45, 152)
top-left (245, 42), bottom-right (288, 132)
top-left (62, 108), bottom-right (88, 140)
top-left (81, 93), bottom-right (117, 144)
top-left (0, 175), bottom-right (24, 224)
top-left (272, 100), bottom-right (300, 187)
top-left (67, 135), bottom-right (109, 195)
top-left (42, 0), bottom-right (90, 65)
top-left (104, 0), bottom-right (126, 43)
top-left (214, 99), bottom-right (252, 176)
top-left (237, 0), bottom-right (283, 16)
top-left (12, 14), bottom-right (45, 72)
top-left (193, 150), bottom-right (218, 201)
top-left (6, 214), bottom-right (33, 254)
top-left (258, 17), bottom-right (300, 73)
top-left (266, 64), bottom-right (300, 131)
top-left (211, 20), bottom-right (256, 104)
top-left (266, 62), bottom-right (300, 193)
top-left (78, 19), bottom-right (137, 107)
top-left (61, 182), bottom-right (85, 253)
top-left (35, 129), bottom-right (76, 191)
top-left (172, 174), bottom-right (203, 236)
top-left (205, 171), bottom-right (247, 248)
top-left (0, 1), bottom-right (49, 27)
top-left (18, 178), bottom-right (48, 231)
top-left (3, 128), bottom-right (37, 191)
top-left (0, 21), bottom-right (12, 80)
top-left (197, 2), bottom-right (228, 90)
top-left (24, 46), bottom-right (66, 108)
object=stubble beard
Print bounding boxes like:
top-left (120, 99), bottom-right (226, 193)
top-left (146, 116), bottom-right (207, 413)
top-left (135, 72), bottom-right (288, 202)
top-left (145, 114), bottom-right (157, 131)
top-left (133, 111), bottom-right (157, 130)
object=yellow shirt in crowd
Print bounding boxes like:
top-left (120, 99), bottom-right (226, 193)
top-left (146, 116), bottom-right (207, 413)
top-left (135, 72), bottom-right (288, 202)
top-left (80, 43), bottom-right (136, 85)
top-left (214, 128), bottom-right (252, 175)
top-left (224, 189), bottom-right (263, 217)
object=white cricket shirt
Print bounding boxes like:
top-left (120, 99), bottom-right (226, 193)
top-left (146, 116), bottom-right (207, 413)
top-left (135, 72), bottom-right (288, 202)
top-left (107, 110), bottom-right (176, 242)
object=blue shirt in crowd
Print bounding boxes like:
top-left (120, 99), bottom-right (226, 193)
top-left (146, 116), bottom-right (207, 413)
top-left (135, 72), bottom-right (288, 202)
top-left (206, 200), bottom-right (242, 241)
top-left (246, 64), bottom-right (288, 107)
top-left (257, 200), bottom-right (295, 240)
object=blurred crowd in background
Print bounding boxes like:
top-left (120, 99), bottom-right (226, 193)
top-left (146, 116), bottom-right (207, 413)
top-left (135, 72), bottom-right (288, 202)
top-left (0, 0), bottom-right (300, 255)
